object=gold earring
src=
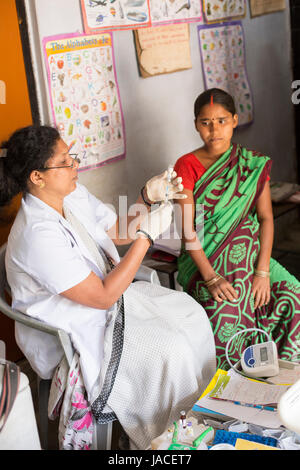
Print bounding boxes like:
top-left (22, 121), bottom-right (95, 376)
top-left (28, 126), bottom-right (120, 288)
top-left (40, 182), bottom-right (45, 189)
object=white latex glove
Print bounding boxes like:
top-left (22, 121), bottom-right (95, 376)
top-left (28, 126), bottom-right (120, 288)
top-left (137, 202), bottom-right (173, 242)
top-left (145, 170), bottom-right (187, 202)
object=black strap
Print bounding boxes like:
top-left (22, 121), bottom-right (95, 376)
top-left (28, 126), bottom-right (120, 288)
top-left (0, 360), bottom-right (20, 432)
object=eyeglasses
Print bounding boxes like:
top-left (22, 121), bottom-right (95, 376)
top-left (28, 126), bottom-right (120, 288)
top-left (38, 154), bottom-right (81, 171)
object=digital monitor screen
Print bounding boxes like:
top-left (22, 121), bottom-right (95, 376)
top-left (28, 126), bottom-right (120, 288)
top-left (260, 346), bottom-right (268, 362)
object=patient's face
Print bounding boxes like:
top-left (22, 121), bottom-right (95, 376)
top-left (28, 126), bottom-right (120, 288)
top-left (195, 103), bottom-right (238, 155)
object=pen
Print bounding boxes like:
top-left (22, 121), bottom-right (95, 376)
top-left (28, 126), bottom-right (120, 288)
top-left (233, 401), bottom-right (276, 412)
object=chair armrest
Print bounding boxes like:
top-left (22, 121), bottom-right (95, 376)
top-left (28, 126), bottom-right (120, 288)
top-left (118, 254), bottom-right (161, 285)
top-left (134, 265), bottom-right (160, 285)
top-left (0, 297), bottom-right (74, 368)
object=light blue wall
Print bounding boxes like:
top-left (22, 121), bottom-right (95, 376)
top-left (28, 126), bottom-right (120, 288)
top-left (26, 0), bottom-right (296, 208)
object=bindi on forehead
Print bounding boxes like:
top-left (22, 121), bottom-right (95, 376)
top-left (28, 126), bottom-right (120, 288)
top-left (197, 106), bottom-right (231, 120)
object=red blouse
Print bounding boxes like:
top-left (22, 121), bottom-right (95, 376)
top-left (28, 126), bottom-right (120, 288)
top-left (174, 152), bottom-right (270, 191)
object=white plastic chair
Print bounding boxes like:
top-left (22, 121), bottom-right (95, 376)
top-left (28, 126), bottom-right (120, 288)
top-left (0, 242), bottom-right (158, 449)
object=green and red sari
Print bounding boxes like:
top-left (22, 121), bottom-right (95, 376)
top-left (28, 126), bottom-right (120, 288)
top-left (177, 143), bottom-right (300, 369)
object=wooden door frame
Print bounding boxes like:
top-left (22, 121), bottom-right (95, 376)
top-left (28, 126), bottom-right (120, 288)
top-left (0, 1), bottom-right (40, 361)
top-left (15, 0), bottom-right (40, 125)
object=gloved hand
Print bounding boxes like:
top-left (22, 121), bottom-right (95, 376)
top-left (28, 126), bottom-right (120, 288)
top-left (137, 202), bottom-right (173, 243)
top-left (145, 170), bottom-right (187, 203)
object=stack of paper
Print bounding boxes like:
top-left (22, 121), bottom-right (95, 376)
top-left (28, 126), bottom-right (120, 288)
top-left (193, 369), bottom-right (290, 428)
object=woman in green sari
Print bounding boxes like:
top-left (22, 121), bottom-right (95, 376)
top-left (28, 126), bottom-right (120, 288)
top-left (174, 88), bottom-right (300, 369)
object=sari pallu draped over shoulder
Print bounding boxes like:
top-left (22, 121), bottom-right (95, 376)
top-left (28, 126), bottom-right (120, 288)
top-left (177, 143), bottom-right (300, 369)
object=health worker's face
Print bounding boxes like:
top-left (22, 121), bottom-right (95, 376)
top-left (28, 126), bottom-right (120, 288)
top-left (195, 103), bottom-right (238, 154)
top-left (42, 138), bottom-right (79, 198)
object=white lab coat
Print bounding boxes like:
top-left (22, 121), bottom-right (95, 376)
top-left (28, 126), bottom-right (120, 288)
top-left (6, 184), bottom-right (217, 449)
top-left (6, 184), bottom-right (119, 398)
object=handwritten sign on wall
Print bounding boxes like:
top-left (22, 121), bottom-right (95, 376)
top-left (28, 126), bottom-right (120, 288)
top-left (134, 23), bottom-right (192, 78)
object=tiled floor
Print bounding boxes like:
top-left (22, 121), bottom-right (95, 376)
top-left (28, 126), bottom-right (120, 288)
top-left (16, 219), bottom-right (300, 450)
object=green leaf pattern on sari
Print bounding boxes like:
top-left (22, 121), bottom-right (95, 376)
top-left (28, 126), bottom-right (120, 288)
top-left (218, 322), bottom-right (238, 344)
top-left (228, 243), bottom-right (246, 265)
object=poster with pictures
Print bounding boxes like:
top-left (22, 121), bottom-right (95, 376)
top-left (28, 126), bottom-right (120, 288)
top-left (202, 0), bottom-right (246, 23)
top-left (81, 0), bottom-right (151, 33)
top-left (150, 0), bottom-right (203, 26)
top-left (43, 33), bottom-right (125, 171)
top-left (198, 22), bottom-right (253, 126)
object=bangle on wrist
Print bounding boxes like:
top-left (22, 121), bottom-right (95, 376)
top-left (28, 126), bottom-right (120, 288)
top-left (141, 186), bottom-right (152, 207)
top-left (204, 274), bottom-right (223, 287)
top-left (136, 229), bottom-right (154, 246)
top-left (254, 269), bottom-right (270, 278)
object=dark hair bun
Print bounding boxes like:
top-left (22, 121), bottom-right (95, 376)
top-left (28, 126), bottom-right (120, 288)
top-left (0, 125), bottom-right (60, 206)
top-left (0, 157), bottom-right (22, 206)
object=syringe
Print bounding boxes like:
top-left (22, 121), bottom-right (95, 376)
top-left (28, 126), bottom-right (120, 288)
top-left (164, 165), bottom-right (174, 203)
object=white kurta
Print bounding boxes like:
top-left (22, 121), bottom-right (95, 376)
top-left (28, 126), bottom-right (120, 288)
top-left (6, 184), bottom-right (216, 449)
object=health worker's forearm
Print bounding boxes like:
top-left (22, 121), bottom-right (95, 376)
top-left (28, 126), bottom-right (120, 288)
top-left (108, 194), bottom-right (151, 245)
top-left (61, 236), bottom-right (151, 310)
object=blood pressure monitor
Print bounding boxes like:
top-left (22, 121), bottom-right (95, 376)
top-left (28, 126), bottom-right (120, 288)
top-left (241, 340), bottom-right (279, 378)
top-left (225, 328), bottom-right (280, 379)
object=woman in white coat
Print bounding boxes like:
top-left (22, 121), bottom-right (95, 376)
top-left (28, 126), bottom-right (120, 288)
top-left (1, 125), bottom-right (216, 450)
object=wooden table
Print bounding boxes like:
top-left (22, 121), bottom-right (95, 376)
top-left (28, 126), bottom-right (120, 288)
top-left (272, 201), bottom-right (299, 219)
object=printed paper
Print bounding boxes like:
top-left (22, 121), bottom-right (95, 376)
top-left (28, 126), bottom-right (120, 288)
top-left (198, 21), bottom-right (254, 126)
top-left (202, 0), bottom-right (246, 23)
top-left (43, 33), bottom-right (125, 171)
top-left (150, 0), bottom-right (203, 26)
top-left (81, 0), bottom-right (151, 33)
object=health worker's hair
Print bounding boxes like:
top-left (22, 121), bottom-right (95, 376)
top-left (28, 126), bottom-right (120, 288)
top-left (0, 125), bottom-right (60, 206)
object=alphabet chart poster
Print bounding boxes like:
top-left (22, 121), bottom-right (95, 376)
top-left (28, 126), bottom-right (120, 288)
top-left (81, 0), bottom-right (151, 33)
top-left (43, 33), bottom-right (125, 171)
top-left (202, 0), bottom-right (246, 23)
top-left (198, 22), bottom-right (253, 126)
top-left (150, 0), bottom-right (203, 26)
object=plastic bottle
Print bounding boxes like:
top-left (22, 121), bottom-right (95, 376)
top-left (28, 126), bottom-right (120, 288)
top-left (180, 410), bottom-right (187, 429)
